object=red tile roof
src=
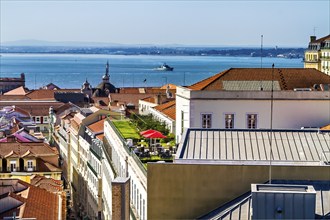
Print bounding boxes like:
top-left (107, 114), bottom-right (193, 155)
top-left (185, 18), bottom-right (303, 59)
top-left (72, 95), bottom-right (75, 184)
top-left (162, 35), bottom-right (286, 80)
top-left (160, 84), bottom-right (177, 89)
top-left (188, 68), bottom-right (330, 91)
top-left (0, 102), bottom-right (64, 116)
top-left (0, 179), bottom-right (60, 220)
top-left (141, 96), bottom-right (156, 103)
top-left (0, 95), bottom-right (30, 100)
top-left (3, 86), bottom-right (28, 95)
top-left (312, 34), bottom-right (330, 43)
top-left (31, 175), bottom-right (63, 193)
top-left (26, 89), bottom-right (81, 100)
top-left (0, 142), bottom-right (59, 160)
top-left (87, 119), bottom-right (105, 133)
top-left (321, 124), bottom-right (330, 130)
top-left (26, 90), bottom-right (56, 100)
top-left (96, 133), bottom-right (104, 141)
top-left (154, 100), bottom-right (176, 120)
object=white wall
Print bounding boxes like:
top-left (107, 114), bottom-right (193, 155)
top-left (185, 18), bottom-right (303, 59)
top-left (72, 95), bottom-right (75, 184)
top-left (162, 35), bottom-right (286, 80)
top-left (149, 107), bottom-right (175, 134)
top-left (139, 100), bottom-right (158, 115)
top-left (104, 120), bottom-right (147, 220)
top-left (176, 87), bottom-right (330, 142)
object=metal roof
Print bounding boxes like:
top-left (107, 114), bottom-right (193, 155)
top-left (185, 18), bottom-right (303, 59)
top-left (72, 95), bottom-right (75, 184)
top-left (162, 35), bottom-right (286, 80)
top-left (198, 180), bottom-right (330, 220)
top-left (222, 80), bottom-right (281, 91)
top-left (176, 129), bottom-right (330, 165)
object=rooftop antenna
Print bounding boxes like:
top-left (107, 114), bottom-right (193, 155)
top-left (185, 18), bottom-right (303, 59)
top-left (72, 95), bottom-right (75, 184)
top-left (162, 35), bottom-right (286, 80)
top-left (261, 35), bottom-right (263, 68)
top-left (269, 63), bottom-right (275, 184)
top-left (34, 73), bottom-right (37, 90)
top-left (313, 26), bottom-right (317, 36)
top-left (260, 35), bottom-right (264, 91)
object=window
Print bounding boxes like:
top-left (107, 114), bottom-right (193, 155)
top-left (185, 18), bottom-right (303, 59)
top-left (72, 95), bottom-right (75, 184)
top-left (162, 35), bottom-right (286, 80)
top-left (201, 113), bottom-right (212, 128)
top-left (43, 116), bottom-right (49, 123)
top-left (10, 161), bottom-right (17, 172)
top-left (35, 116), bottom-right (41, 124)
top-left (27, 160), bottom-right (33, 171)
top-left (181, 110), bottom-right (184, 134)
top-left (142, 199), bottom-right (145, 220)
top-left (247, 114), bottom-right (258, 129)
top-left (225, 114), bottom-right (234, 129)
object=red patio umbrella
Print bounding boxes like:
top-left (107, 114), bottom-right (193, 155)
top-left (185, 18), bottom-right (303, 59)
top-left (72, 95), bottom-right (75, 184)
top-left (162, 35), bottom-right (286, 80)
top-left (140, 129), bottom-right (154, 135)
top-left (143, 130), bottom-right (166, 139)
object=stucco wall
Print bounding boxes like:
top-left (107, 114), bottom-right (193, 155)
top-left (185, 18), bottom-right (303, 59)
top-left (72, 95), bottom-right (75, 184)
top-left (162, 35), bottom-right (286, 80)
top-left (147, 163), bottom-right (330, 219)
top-left (176, 87), bottom-right (330, 142)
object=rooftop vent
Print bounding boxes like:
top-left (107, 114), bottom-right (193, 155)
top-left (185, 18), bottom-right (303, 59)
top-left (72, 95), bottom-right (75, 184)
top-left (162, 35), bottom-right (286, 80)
top-left (251, 184), bottom-right (316, 219)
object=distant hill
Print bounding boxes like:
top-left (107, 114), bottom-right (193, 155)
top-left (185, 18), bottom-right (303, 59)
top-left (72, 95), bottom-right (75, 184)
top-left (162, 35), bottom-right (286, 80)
top-left (1, 39), bottom-right (124, 47)
top-left (0, 44), bottom-right (305, 58)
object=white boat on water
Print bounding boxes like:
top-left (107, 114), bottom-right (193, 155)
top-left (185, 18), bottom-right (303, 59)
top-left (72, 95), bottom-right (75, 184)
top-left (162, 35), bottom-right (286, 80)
top-left (154, 63), bottom-right (174, 71)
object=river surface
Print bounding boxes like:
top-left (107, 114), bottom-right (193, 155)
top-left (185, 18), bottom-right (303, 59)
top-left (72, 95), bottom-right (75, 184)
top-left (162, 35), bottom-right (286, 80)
top-left (0, 53), bottom-right (303, 89)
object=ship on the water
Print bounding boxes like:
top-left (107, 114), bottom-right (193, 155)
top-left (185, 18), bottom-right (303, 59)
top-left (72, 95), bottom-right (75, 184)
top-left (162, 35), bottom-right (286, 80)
top-left (154, 63), bottom-right (174, 71)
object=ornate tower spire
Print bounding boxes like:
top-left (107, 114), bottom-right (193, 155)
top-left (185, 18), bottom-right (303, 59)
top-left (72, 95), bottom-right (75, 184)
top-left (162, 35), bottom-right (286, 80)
top-left (103, 61), bottom-right (110, 82)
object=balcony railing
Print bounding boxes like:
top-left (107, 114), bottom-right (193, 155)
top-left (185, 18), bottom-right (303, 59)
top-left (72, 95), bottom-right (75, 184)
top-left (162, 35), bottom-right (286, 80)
top-left (25, 166), bottom-right (36, 172)
top-left (2, 166), bottom-right (37, 172)
top-left (106, 118), bottom-right (147, 177)
top-left (320, 56), bottom-right (330, 60)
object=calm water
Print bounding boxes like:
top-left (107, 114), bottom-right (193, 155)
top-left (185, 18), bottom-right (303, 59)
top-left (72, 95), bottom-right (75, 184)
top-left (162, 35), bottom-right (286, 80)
top-left (0, 53), bottom-right (303, 89)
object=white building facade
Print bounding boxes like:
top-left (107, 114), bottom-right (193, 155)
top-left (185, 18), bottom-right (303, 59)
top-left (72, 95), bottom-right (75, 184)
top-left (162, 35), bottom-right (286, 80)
top-left (104, 119), bottom-right (147, 220)
top-left (176, 87), bottom-right (330, 142)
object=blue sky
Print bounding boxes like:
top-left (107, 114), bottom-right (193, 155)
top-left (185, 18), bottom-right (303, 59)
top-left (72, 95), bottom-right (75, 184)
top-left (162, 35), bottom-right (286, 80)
top-left (1, 0), bottom-right (329, 47)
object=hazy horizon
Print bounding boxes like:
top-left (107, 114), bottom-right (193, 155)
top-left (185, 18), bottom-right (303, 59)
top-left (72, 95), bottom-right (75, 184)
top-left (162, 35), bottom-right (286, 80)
top-left (1, 1), bottom-right (329, 47)
top-left (0, 39), bottom-right (308, 48)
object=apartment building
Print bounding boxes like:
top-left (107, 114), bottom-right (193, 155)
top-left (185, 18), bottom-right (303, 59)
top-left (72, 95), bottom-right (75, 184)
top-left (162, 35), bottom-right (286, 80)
top-left (176, 68), bottom-right (330, 141)
top-left (304, 34), bottom-right (330, 74)
top-left (0, 141), bottom-right (61, 182)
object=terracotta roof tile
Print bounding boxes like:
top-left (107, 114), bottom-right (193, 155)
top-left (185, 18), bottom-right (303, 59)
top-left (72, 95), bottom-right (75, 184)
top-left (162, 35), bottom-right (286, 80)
top-left (321, 124), bottom-right (330, 130)
top-left (188, 68), bottom-right (330, 91)
top-left (161, 105), bottom-right (176, 120)
top-left (3, 86), bottom-right (28, 95)
top-left (26, 90), bottom-right (56, 100)
top-left (160, 84), bottom-right (177, 89)
top-left (154, 100), bottom-right (176, 111)
top-left (0, 102), bottom-right (64, 116)
top-left (141, 96), bottom-right (156, 103)
top-left (154, 100), bottom-right (176, 120)
top-left (96, 133), bottom-right (104, 141)
top-left (0, 142), bottom-right (59, 158)
top-left (31, 175), bottom-right (63, 193)
top-left (0, 179), bottom-right (60, 220)
top-left (109, 94), bottom-right (155, 107)
top-left (118, 87), bottom-right (176, 94)
top-left (312, 34), bottom-right (330, 43)
top-left (26, 89), bottom-right (81, 100)
top-left (18, 180), bottom-right (59, 220)
top-left (0, 95), bottom-right (30, 100)
top-left (87, 119), bottom-right (105, 133)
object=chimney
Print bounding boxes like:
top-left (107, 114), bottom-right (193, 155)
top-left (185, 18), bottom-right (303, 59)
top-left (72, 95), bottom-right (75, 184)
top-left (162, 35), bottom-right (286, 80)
top-left (155, 93), bottom-right (162, 105)
top-left (6, 135), bottom-right (16, 142)
top-left (251, 184), bottom-right (316, 219)
top-left (310, 36), bottom-right (316, 42)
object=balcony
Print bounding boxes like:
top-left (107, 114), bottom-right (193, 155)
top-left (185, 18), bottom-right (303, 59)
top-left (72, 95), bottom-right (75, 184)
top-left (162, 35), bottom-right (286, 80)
top-left (25, 166), bottom-right (36, 172)
top-left (320, 56), bottom-right (330, 61)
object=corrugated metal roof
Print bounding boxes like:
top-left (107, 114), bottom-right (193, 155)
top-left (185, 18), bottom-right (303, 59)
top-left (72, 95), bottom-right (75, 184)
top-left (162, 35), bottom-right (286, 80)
top-left (199, 180), bottom-right (330, 220)
top-left (222, 81), bottom-right (281, 91)
top-left (176, 129), bottom-right (330, 164)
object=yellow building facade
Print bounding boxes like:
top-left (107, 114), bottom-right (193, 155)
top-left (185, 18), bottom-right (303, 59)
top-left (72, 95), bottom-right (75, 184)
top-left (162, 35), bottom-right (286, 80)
top-left (304, 34), bottom-right (330, 74)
